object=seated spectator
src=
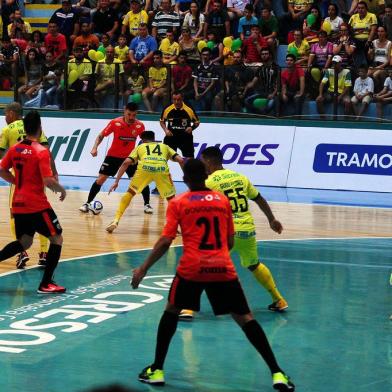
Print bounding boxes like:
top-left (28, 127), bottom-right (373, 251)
top-left (95, 45), bottom-right (124, 98)
top-left (73, 21), bottom-right (100, 52)
top-left (91, 0), bottom-right (120, 41)
top-left (175, 0), bottom-right (193, 19)
top-left (259, 7), bottom-right (278, 50)
top-left (242, 24), bottom-right (268, 65)
top-left (204, 0), bottom-right (230, 40)
top-left (348, 0), bottom-right (385, 16)
top-left (129, 23), bottom-right (157, 67)
top-left (351, 63), bottom-right (374, 119)
top-left (44, 22), bottom-right (67, 64)
top-left (324, 3), bottom-right (343, 40)
top-left (114, 34), bottom-right (129, 62)
top-left (182, 2), bottom-right (205, 39)
top-left (374, 68), bottom-right (392, 118)
top-left (18, 48), bottom-right (42, 102)
top-left (179, 27), bottom-right (199, 65)
top-left (302, 5), bottom-right (322, 44)
top-left (159, 29), bottom-right (180, 64)
top-left (349, 1), bottom-right (377, 66)
top-left (123, 65), bottom-right (145, 103)
top-left (41, 51), bottom-right (62, 106)
top-left (287, 29), bottom-right (310, 66)
top-left (171, 51), bottom-right (193, 100)
top-left (142, 50), bottom-right (167, 111)
top-left (243, 47), bottom-right (278, 114)
top-left (280, 53), bottom-right (305, 116)
top-left (206, 30), bottom-right (224, 64)
top-left (10, 28), bottom-right (28, 53)
top-left (7, 9), bottom-right (32, 40)
top-left (97, 33), bottom-right (110, 55)
top-left (332, 23), bottom-right (356, 68)
top-left (368, 25), bottom-right (391, 92)
top-left (192, 47), bottom-right (219, 111)
top-left (381, 6), bottom-right (392, 42)
top-left (68, 46), bottom-right (93, 92)
top-left (0, 36), bottom-right (19, 90)
top-left (26, 31), bottom-right (47, 60)
top-left (151, 0), bottom-right (180, 42)
top-left (316, 54), bottom-right (352, 118)
top-left (227, 0), bottom-right (251, 22)
top-left (50, 0), bottom-right (80, 45)
top-left (239, 4), bottom-right (258, 41)
top-left (121, 0), bottom-right (148, 41)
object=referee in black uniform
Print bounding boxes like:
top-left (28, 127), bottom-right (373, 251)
top-left (160, 91), bottom-right (200, 158)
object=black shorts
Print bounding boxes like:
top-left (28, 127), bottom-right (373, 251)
top-left (168, 274), bottom-right (251, 316)
top-left (14, 209), bottom-right (62, 238)
top-left (99, 156), bottom-right (137, 177)
top-left (163, 133), bottom-right (194, 158)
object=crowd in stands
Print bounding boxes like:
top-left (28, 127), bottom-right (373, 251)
top-left (0, 0), bottom-right (392, 119)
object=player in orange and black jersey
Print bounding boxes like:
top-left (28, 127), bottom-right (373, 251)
top-left (0, 110), bottom-right (67, 294)
top-left (79, 102), bottom-right (153, 214)
top-left (131, 159), bottom-right (295, 391)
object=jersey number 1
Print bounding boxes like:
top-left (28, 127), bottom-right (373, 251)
top-left (196, 216), bottom-right (222, 250)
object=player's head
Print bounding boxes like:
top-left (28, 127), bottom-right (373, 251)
top-left (140, 130), bottom-right (155, 142)
top-left (124, 102), bottom-right (138, 123)
top-left (183, 159), bottom-right (208, 190)
top-left (172, 91), bottom-right (183, 108)
top-left (23, 110), bottom-right (42, 138)
top-left (4, 102), bottom-right (22, 124)
top-left (200, 146), bottom-right (223, 173)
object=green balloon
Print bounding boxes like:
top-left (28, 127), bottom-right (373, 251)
top-left (253, 98), bottom-right (268, 109)
top-left (231, 38), bottom-right (242, 51)
top-left (288, 46), bottom-right (299, 57)
top-left (131, 93), bottom-right (142, 104)
top-left (207, 40), bottom-right (214, 49)
top-left (307, 13), bottom-right (316, 27)
top-left (97, 45), bottom-right (106, 54)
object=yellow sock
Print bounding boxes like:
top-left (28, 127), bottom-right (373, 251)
top-left (39, 235), bottom-right (49, 253)
top-left (114, 191), bottom-right (134, 223)
top-left (252, 262), bottom-right (283, 302)
top-left (10, 216), bottom-right (16, 239)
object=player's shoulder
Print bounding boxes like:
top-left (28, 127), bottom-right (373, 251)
top-left (133, 119), bottom-right (145, 130)
top-left (161, 103), bottom-right (175, 115)
top-left (110, 117), bottom-right (124, 127)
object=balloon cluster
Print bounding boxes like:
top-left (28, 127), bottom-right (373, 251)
top-left (88, 49), bottom-right (105, 62)
top-left (197, 37), bottom-right (242, 52)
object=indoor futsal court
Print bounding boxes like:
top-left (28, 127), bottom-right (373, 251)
top-left (0, 177), bottom-right (391, 392)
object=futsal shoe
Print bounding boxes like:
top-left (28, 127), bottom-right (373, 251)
top-left (179, 309), bottom-right (194, 321)
top-left (268, 298), bottom-right (288, 312)
top-left (79, 203), bottom-right (90, 213)
top-left (272, 372), bottom-right (295, 391)
top-left (38, 252), bottom-right (47, 267)
top-left (144, 204), bottom-right (153, 214)
top-left (106, 221), bottom-right (118, 233)
top-left (37, 281), bottom-right (66, 294)
top-left (138, 366), bottom-right (165, 385)
top-left (16, 251), bottom-right (29, 269)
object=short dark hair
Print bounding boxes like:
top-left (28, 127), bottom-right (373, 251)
top-left (23, 110), bottom-right (41, 136)
top-left (125, 102), bottom-right (138, 111)
top-left (286, 53), bottom-right (296, 61)
top-left (244, 3), bottom-right (253, 12)
top-left (153, 50), bottom-right (162, 57)
top-left (178, 50), bottom-right (188, 57)
top-left (201, 47), bottom-right (211, 55)
top-left (201, 146), bottom-right (223, 164)
top-left (183, 159), bottom-right (207, 184)
top-left (172, 90), bottom-right (183, 96)
top-left (140, 130), bottom-right (155, 141)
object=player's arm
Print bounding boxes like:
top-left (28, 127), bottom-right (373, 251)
top-left (44, 176), bottom-right (66, 201)
top-left (251, 193), bottom-right (283, 234)
top-left (160, 118), bottom-right (173, 137)
top-left (108, 157), bottom-right (135, 193)
top-left (90, 130), bottom-right (106, 157)
top-left (39, 150), bottom-right (66, 200)
top-left (0, 150), bottom-right (15, 183)
top-left (172, 153), bottom-right (185, 167)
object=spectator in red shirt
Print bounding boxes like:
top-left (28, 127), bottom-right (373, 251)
top-left (280, 53), bottom-right (305, 116)
top-left (171, 51), bottom-right (193, 101)
top-left (242, 24), bottom-right (268, 64)
top-left (44, 22), bottom-right (67, 64)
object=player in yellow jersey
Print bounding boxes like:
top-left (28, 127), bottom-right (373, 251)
top-left (0, 102), bottom-right (53, 268)
top-left (106, 130), bottom-right (184, 233)
top-left (201, 146), bottom-right (288, 313)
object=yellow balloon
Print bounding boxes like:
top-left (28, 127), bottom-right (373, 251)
top-left (310, 68), bottom-right (321, 82)
top-left (95, 51), bottom-right (105, 61)
top-left (88, 49), bottom-right (97, 61)
top-left (68, 69), bottom-right (79, 85)
top-left (322, 20), bottom-right (332, 35)
top-left (197, 40), bottom-right (207, 52)
top-left (223, 36), bottom-right (233, 49)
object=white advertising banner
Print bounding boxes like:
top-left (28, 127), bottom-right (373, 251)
top-left (287, 127), bottom-right (392, 192)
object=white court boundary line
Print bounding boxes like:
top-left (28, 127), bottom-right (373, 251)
top-left (0, 236), bottom-right (391, 278)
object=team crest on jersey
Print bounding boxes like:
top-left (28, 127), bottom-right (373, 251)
top-left (189, 193), bottom-right (221, 202)
top-left (136, 125), bottom-right (141, 129)
top-left (115, 122), bottom-right (122, 126)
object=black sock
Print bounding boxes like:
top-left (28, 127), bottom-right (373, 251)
top-left (242, 319), bottom-right (282, 374)
top-left (41, 244), bottom-right (62, 285)
top-left (87, 181), bottom-right (102, 204)
top-left (152, 311), bottom-right (179, 370)
top-left (0, 241), bottom-right (24, 262)
top-left (141, 185), bottom-right (150, 205)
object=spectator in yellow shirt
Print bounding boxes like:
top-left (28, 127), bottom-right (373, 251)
top-left (121, 0), bottom-right (149, 41)
top-left (159, 29), bottom-right (180, 64)
top-left (115, 34), bottom-right (130, 62)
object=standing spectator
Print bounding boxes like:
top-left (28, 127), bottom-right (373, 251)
top-left (324, 3), bottom-right (343, 40)
top-left (316, 54), bottom-right (352, 118)
top-left (182, 2), bottom-right (205, 39)
top-left (0, 36), bottom-right (19, 90)
top-left (151, 0), bottom-right (180, 41)
top-left (91, 0), bottom-right (120, 41)
top-left (73, 21), bottom-right (100, 52)
top-left (159, 28), bottom-right (180, 64)
top-left (44, 22), bottom-right (67, 64)
top-left (242, 24), bottom-right (268, 64)
top-left (332, 23), bottom-right (356, 67)
top-left (351, 64), bottom-right (374, 119)
top-left (49, 0), bottom-right (80, 45)
top-left (121, 0), bottom-right (149, 41)
top-left (129, 23), bottom-right (157, 67)
top-left (204, 0), bottom-right (230, 40)
top-left (349, 1), bottom-right (378, 66)
top-left (193, 47), bottom-right (219, 111)
top-left (171, 51), bottom-right (193, 100)
top-left (18, 48), bottom-right (42, 102)
top-left (280, 53), bottom-right (305, 116)
top-left (258, 7), bottom-right (279, 49)
top-left (287, 29), bottom-right (310, 66)
top-left (142, 50), bottom-right (168, 112)
top-left (239, 4), bottom-right (258, 41)
top-left (179, 27), bottom-right (199, 65)
top-left (374, 68), bottom-right (392, 118)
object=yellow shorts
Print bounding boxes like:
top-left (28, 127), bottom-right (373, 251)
top-left (231, 231), bottom-right (259, 268)
top-left (129, 168), bottom-right (176, 199)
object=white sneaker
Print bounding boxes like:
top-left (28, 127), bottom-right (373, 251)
top-left (179, 309), bottom-right (194, 321)
top-left (79, 203), bottom-right (90, 213)
top-left (106, 221), bottom-right (118, 233)
top-left (144, 204), bottom-right (153, 214)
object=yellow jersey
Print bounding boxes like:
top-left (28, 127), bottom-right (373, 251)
top-left (206, 169), bottom-right (259, 232)
top-left (129, 142), bottom-right (178, 173)
top-left (115, 45), bottom-right (129, 62)
top-left (95, 59), bottom-right (124, 82)
top-left (0, 119), bottom-right (47, 150)
top-left (148, 66), bottom-right (167, 88)
top-left (349, 12), bottom-right (378, 40)
top-left (122, 10), bottom-right (148, 35)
